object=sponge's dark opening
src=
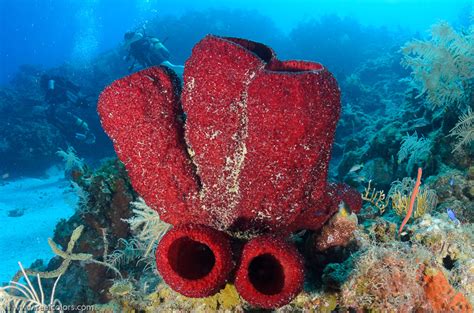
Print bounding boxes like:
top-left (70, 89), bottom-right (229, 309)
top-left (168, 237), bottom-right (216, 280)
top-left (248, 253), bottom-right (285, 295)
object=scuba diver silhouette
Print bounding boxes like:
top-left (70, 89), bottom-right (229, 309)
top-left (123, 26), bottom-right (184, 76)
top-left (40, 75), bottom-right (96, 145)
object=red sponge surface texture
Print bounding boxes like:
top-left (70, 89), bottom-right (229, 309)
top-left (98, 35), bottom-right (343, 235)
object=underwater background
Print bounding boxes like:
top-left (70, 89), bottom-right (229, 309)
top-left (0, 0), bottom-right (473, 311)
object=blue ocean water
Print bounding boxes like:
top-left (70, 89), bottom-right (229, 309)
top-left (0, 0), bottom-right (473, 311)
top-left (0, 0), bottom-right (469, 84)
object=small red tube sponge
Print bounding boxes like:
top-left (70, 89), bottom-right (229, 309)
top-left (155, 224), bottom-right (234, 297)
top-left (235, 235), bottom-right (304, 309)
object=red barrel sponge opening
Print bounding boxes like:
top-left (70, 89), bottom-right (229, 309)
top-left (235, 235), bottom-right (304, 308)
top-left (156, 224), bottom-right (234, 297)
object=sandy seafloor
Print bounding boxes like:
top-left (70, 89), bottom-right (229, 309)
top-left (0, 166), bottom-right (77, 284)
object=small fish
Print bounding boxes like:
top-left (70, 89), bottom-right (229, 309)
top-left (1, 173), bottom-right (9, 179)
top-left (446, 208), bottom-right (460, 225)
top-left (337, 201), bottom-right (350, 217)
top-left (293, 230), bottom-right (307, 237)
top-left (353, 175), bottom-right (366, 183)
top-left (349, 164), bottom-right (364, 173)
top-left (449, 177), bottom-right (455, 187)
top-left (410, 117), bottom-right (430, 128)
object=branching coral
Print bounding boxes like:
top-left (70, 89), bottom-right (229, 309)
top-left (13, 225), bottom-right (122, 282)
top-left (401, 21), bottom-right (474, 109)
top-left (12, 225), bottom-right (92, 282)
top-left (361, 180), bottom-right (389, 213)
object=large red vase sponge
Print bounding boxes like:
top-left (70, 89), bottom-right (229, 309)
top-left (97, 35), bottom-right (362, 308)
top-left (155, 224), bottom-right (235, 298)
top-left (235, 235), bottom-right (304, 309)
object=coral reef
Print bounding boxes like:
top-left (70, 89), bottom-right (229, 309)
top-left (9, 158), bottom-right (471, 312)
top-left (431, 169), bottom-right (474, 223)
top-left (15, 160), bottom-right (140, 306)
top-left (0, 64), bottom-right (113, 176)
top-left (335, 20), bottom-right (474, 190)
top-left (3, 11), bottom-right (474, 313)
top-left (341, 243), bottom-right (429, 311)
top-left (342, 246), bottom-right (472, 312)
top-left (98, 35), bottom-right (360, 308)
top-left (411, 214), bottom-right (474, 266)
